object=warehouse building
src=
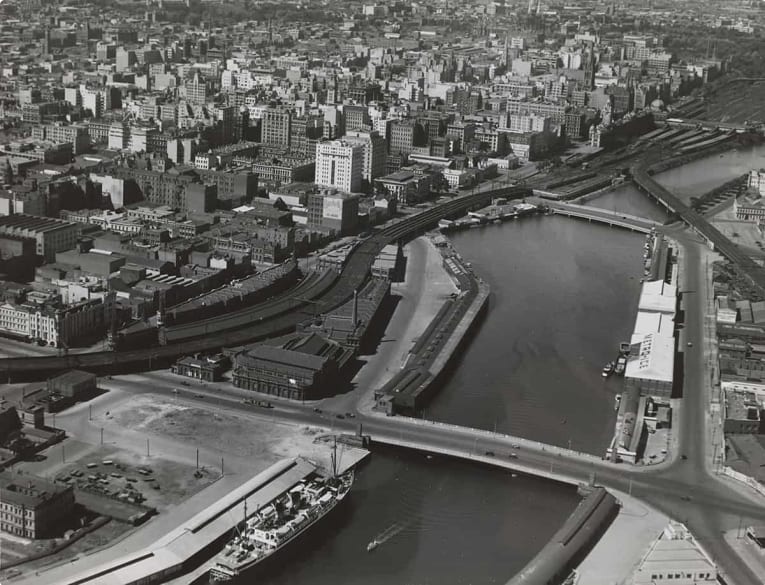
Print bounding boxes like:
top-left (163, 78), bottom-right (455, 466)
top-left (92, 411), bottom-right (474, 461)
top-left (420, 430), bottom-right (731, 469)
top-left (625, 280), bottom-right (678, 399)
top-left (0, 214), bottom-right (78, 262)
top-left (232, 334), bottom-right (345, 401)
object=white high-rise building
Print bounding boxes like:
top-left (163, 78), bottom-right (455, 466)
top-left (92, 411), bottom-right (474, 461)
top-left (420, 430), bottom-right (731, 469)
top-left (315, 140), bottom-right (364, 193)
top-left (343, 130), bottom-right (387, 183)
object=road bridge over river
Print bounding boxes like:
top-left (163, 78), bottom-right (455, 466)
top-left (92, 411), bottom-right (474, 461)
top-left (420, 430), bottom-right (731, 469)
top-left (535, 198), bottom-right (662, 233)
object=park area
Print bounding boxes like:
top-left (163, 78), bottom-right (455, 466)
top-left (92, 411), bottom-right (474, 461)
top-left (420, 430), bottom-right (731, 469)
top-left (703, 79), bottom-right (765, 124)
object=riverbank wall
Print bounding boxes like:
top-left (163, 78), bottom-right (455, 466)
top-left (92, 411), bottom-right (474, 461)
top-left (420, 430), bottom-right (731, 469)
top-left (506, 487), bottom-right (620, 585)
top-left (373, 238), bottom-right (489, 416)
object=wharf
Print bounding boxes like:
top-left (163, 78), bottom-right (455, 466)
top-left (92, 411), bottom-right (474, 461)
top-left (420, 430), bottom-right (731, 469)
top-left (374, 245), bottom-right (490, 415)
top-left (18, 452), bottom-right (368, 585)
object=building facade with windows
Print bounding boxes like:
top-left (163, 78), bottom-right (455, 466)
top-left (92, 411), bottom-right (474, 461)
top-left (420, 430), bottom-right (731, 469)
top-left (0, 471), bottom-right (75, 539)
top-left (314, 140), bottom-right (364, 193)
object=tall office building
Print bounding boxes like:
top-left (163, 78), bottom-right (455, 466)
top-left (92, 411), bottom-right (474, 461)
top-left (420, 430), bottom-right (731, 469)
top-left (261, 107), bottom-right (292, 148)
top-left (185, 71), bottom-right (208, 105)
top-left (343, 130), bottom-right (387, 183)
top-left (314, 140), bottom-right (364, 193)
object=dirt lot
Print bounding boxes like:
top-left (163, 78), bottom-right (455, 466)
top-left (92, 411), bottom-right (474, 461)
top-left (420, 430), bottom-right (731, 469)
top-left (109, 395), bottom-right (341, 473)
top-left (704, 80), bottom-right (765, 124)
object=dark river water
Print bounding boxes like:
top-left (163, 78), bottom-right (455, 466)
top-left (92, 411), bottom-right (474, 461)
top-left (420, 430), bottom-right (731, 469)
top-left (245, 145), bottom-right (765, 585)
top-left (249, 448), bottom-right (579, 585)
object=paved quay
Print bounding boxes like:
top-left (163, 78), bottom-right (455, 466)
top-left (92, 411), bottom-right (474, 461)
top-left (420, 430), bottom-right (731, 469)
top-left (333, 235), bottom-right (458, 415)
top-left (575, 490), bottom-right (670, 585)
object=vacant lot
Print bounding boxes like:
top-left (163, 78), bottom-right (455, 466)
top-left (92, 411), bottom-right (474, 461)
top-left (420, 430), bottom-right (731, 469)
top-left (110, 394), bottom-right (347, 475)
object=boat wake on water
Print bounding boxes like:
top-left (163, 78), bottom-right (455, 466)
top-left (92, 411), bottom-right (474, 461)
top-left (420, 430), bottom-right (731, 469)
top-left (367, 522), bottom-right (408, 552)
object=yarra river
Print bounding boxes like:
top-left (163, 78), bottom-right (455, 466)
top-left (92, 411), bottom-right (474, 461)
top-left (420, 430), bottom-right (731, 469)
top-left (249, 143), bottom-right (765, 585)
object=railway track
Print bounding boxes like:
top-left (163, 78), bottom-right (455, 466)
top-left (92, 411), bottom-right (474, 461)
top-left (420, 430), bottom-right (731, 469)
top-left (0, 186), bottom-right (528, 380)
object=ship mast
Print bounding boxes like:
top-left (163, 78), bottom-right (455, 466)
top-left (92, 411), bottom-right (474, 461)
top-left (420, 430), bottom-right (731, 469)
top-left (331, 436), bottom-right (338, 479)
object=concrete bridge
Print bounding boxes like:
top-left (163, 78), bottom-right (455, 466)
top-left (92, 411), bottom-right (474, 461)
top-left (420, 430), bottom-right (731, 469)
top-left (535, 199), bottom-right (662, 234)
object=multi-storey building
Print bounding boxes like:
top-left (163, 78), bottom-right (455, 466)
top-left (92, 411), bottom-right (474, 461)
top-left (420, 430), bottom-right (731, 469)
top-left (389, 120), bottom-right (427, 156)
top-left (315, 140), bottom-right (364, 193)
top-left (0, 291), bottom-right (110, 347)
top-left (290, 114), bottom-right (323, 157)
top-left (506, 99), bottom-right (567, 124)
top-left (504, 113), bottom-right (550, 133)
top-left (113, 166), bottom-right (198, 209)
top-left (79, 86), bottom-right (111, 118)
top-left (261, 106), bottom-right (292, 148)
top-left (343, 130), bottom-right (387, 184)
top-left (250, 157), bottom-right (315, 186)
top-left (0, 471), bottom-right (75, 539)
top-left (31, 124), bottom-right (90, 154)
top-left (344, 105), bottom-right (370, 132)
top-left (184, 71), bottom-right (208, 105)
top-left (0, 215), bottom-right (78, 262)
top-left (307, 189), bottom-right (359, 235)
top-left (375, 171), bottom-right (431, 205)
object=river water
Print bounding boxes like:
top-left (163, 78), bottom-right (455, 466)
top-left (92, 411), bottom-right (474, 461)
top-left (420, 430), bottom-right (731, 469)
top-left (250, 448), bottom-right (579, 585)
top-left (248, 144), bottom-right (765, 585)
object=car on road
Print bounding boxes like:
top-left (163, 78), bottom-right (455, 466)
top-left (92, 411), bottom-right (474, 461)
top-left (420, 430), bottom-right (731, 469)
top-left (680, 495), bottom-right (692, 501)
top-left (173, 388), bottom-right (180, 394)
top-left (336, 414), bottom-right (345, 419)
top-left (687, 341), bottom-right (693, 347)
top-left (508, 452), bottom-right (518, 459)
top-left (484, 451), bottom-right (495, 457)
top-left (346, 412), bottom-right (356, 418)
top-left (181, 381), bottom-right (190, 386)
top-left (313, 407), bottom-right (322, 413)
top-left (194, 394), bottom-right (204, 399)
top-left (681, 454), bottom-right (688, 460)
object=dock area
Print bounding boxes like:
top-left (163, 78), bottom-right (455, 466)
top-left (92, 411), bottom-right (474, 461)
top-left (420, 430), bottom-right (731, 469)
top-left (17, 452), bottom-right (367, 585)
top-left (438, 200), bottom-right (539, 232)
top-left (373, 237), bottom-right (490, 416)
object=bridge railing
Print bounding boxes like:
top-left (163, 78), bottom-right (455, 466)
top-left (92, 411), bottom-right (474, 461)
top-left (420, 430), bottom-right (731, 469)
top-left (375, 433), bottom-right (582, 486)
top-left (383, 414), bottom-right (604, 464)
top-left (548, 209), bottom-right (654, 232)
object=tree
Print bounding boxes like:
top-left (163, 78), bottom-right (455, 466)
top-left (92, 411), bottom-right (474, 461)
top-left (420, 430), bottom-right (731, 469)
top-left (430, 173), bottom-right (451, 196)
top-left (2, 158), bottom-right (12, 185)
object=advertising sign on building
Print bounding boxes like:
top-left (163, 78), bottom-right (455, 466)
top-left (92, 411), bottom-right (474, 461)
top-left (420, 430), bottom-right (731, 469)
top-left (323, 197), bottom-right (344, 220)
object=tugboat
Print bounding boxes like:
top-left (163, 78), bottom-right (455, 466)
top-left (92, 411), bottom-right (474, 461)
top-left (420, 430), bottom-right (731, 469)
top-left (601, 362), bottom-right (615, 377)
top-left (367, 539), bottom-right (380, 552)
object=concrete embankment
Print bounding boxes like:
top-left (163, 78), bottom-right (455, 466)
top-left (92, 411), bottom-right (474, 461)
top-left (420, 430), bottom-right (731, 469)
top-left (506, 487), bottom-right (620, 585)
top-left (373, 242), bottom-right (490, 415)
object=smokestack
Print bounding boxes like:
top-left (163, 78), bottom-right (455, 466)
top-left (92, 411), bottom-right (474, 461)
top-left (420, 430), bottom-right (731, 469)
top-left (352, 289), bottom-right (358, 327)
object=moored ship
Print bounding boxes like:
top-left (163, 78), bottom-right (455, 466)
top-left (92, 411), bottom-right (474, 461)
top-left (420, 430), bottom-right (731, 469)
top-left (209, 469), bottom-right (354, 582)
